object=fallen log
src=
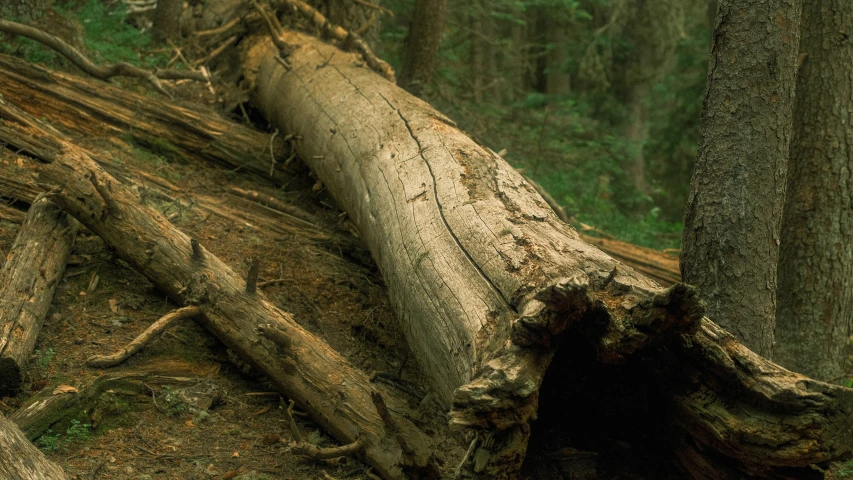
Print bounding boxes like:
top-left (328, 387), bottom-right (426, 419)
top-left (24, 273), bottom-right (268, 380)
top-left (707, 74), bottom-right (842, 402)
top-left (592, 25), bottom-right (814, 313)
top-left (0, 203), bottom-right (26, 224)
top-left (0, 194), bottom-right (78, 397)
top-left (241, 30), bottom-right (853, 478)
top-left (0, 53), bottom-right (294, 185)
top-left (37, 144), bottom-right (436, 478)
top-left (12, 367), bottom-right (209, 440)
top-left (0, 414), bottom-right (67, 480)
top-left (580, 234), bottom-right (680, 286)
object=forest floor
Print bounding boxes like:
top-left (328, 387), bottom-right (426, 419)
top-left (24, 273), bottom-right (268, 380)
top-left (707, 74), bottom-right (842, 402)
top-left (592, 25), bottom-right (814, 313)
top-left (0, 111), bottom-right (469, 479)
top-left (2, 5), bottom-right (853, 479)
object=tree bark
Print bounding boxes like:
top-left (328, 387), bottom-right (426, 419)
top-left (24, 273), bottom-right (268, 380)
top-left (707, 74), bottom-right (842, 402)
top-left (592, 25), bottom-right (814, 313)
top-left (680, 0), bottom-right (802, 357)
top-left (37, 146), bottom-right (435, 479)
top-left (774, 0), bottom-right (853, 381)
top-left (0, 54), bottom-right (293, 186)
top-left (242, 30), bottom-right (853, 478)
top-left (152, 0), bottom-right (183, 45)
top-left (397, 0), bottom-right (447, 97)
top-left (0, 415), bottom-right (67, 480)
top-left (0, 194), bottom-right (78, 397)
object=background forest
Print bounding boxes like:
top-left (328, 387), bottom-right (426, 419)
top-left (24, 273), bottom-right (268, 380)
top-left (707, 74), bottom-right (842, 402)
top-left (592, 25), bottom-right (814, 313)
top-left (380, 0), bottom-right (710, 249)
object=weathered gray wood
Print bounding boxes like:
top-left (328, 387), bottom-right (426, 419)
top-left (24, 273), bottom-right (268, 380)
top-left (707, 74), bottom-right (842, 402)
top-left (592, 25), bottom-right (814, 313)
top-left (0, 195), bottom-right (78, 396)
top-left (38, 145), bottom-right (435, 479)
top-left (241, 31), bottom-right (853, 479)
top-left (0, 414), bottom-right (67, 480)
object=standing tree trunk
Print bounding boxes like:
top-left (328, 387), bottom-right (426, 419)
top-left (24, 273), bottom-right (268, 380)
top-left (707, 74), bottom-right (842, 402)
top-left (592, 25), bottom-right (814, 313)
top-left (397, 0), bottom-right (447, 97)
top-left (774, 0), bottom-right (853, 380)
top-left (612, 0), bottom-right (685, 197)
top-left (242, 30), bottom-right (853, 479)
top-left (152, 0), bottom-right (183, 45)
top-left (681, 0), bottom-right (802, 357)
top-left (543, 15), bottom-right (571, 96)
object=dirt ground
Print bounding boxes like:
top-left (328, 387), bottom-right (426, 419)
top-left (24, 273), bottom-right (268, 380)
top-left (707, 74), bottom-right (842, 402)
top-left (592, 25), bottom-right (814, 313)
top-left (0, 115), bottom-right (466, 479)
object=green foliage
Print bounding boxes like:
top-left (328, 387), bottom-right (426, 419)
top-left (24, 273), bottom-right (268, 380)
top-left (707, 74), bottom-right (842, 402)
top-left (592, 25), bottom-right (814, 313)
top-left (71, 0), bottom-right (168, 67)
top-left (34, 347), bottom-right (56, 369)
top-left (381, 0), bottom-right (708, 249)
top-left (37, 419), bottom-right (92, 452)
top-left (1, 0), bottom-right (169, 68)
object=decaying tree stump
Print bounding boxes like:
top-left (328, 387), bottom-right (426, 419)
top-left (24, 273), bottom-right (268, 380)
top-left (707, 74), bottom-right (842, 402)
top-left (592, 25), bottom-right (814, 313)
top-left (37, 144), bottom-right (436, 479)
top-left (0, 195), bottom-right (78, 396)
top-left (0, 414), bottom-right (67, 480)
top-left (241, 30), bottom-right (853, 478)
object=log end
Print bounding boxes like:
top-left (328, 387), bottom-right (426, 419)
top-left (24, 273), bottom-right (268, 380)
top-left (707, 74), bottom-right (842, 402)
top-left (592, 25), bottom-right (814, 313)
top-left (0, 356), bottom-right (23, 397)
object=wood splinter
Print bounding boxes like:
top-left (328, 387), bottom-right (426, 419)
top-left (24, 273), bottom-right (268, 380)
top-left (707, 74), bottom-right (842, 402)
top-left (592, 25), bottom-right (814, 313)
top-left (190, 238), bottom-right (204, 262)
top-left (246, 257), bottom-right (260, 294)
top-left (86, 306), bottom-right (202, 368)
top-left (280, 398), bottom-right (365, 460)
top-left (88, 171), bottom-right (122, 218)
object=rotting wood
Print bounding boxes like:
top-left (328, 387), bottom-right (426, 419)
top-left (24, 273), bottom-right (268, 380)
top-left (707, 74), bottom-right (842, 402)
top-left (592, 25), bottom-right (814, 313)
top-left (0, 53), bottom-right (293, 185)
top-left (580, 235), bottom-right (680, 286)
top-left (0, 203), bottom-right (26, 224)
top-left (241, 31), bottom-right (853, 478)
top-left (38, 144), bottom-right (437, 479)
top-left (11, 369), bottom-right (211, 440)
top-left (0, 194), bottom-right (78, 397)
top-left (86, 306), bottom-right (203, 368)
top-left (0, 414), bottom-right (67, 480)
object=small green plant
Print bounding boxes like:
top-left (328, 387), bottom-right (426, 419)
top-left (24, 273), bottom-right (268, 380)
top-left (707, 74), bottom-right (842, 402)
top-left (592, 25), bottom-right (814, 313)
top-left (37, 419), bottom-right (92, 452)
top-left (838, 459), bottom-right (853, 477)
top-left (37, 430), bottom-right (62, 452)
top-left (65, 419), bottom-right (92, 442)
top-left (34, 347), bottom-right (56, 369)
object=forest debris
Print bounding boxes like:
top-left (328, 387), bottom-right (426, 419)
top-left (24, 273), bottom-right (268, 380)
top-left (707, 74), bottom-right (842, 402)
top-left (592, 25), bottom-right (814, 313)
top-left (0, 19), bottom-right (206, 97)
top-left (38, 141), bottom-right (435, 479)
top-left (0, 194), bottom-right (78, 397)
top-left (86, 306), bottom-right (203, 368)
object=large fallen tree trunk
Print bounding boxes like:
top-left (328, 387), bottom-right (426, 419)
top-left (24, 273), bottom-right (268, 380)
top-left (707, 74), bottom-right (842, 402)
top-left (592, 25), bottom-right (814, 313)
top-left (241, 30), bottom-right (853, 478)
top-left (0, 195), bottom-right (78, 396)
top-left (0, 415), bottom-right (67, 480)
top-left (37, 144), bottom-right (435, 479)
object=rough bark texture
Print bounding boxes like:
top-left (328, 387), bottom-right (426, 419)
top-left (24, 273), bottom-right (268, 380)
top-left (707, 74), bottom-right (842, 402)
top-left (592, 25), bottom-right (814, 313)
top-left (12, 370), bottom-right (202, 440)
top-left (397, 0), bottom-right (447, 97)
top-left (0, 54), bottom-right (293, 186)
top-left (0, 195), bottom-right (78, 397)
top-left (774, 0), bottom-right (853, 381)
top-left (681, 0), bottom-right (801, 357)
top-left (0, 415), bottom-right (67, 480)
top-left (38, 146), bottom-right (435, 479)
top-left (152, 0), bottom-right (183, 44)
top-left (242, 30), bottom-right (853, 478)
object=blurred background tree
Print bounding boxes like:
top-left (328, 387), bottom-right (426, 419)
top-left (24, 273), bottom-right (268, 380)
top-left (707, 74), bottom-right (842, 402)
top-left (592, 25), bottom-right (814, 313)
top-left (379, 0), bottom-right (712, 248)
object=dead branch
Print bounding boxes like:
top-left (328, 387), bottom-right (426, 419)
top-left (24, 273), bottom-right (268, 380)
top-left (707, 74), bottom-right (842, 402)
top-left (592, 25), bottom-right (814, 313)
top-left (0, 19), bottom-right (206, 96)
top-left (274, 0), bottom-right (395, 81)
top-left (86, 306), bottom-right (203, 368)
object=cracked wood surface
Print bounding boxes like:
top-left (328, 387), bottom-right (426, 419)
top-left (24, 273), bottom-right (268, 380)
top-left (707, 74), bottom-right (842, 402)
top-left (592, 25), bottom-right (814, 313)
top-left (241, 30), bottom-right (853, 478)
top-left (38, 145), bottom-right (434, 480)
top-left (0, 195), bottom-right (78, 396)
top-left (0, 415), bottom-right (67, 480)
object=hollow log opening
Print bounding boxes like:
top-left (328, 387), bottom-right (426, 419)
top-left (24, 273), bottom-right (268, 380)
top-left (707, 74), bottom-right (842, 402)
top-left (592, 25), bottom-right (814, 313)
top-left (523, 330), bottom-right (682, 479)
